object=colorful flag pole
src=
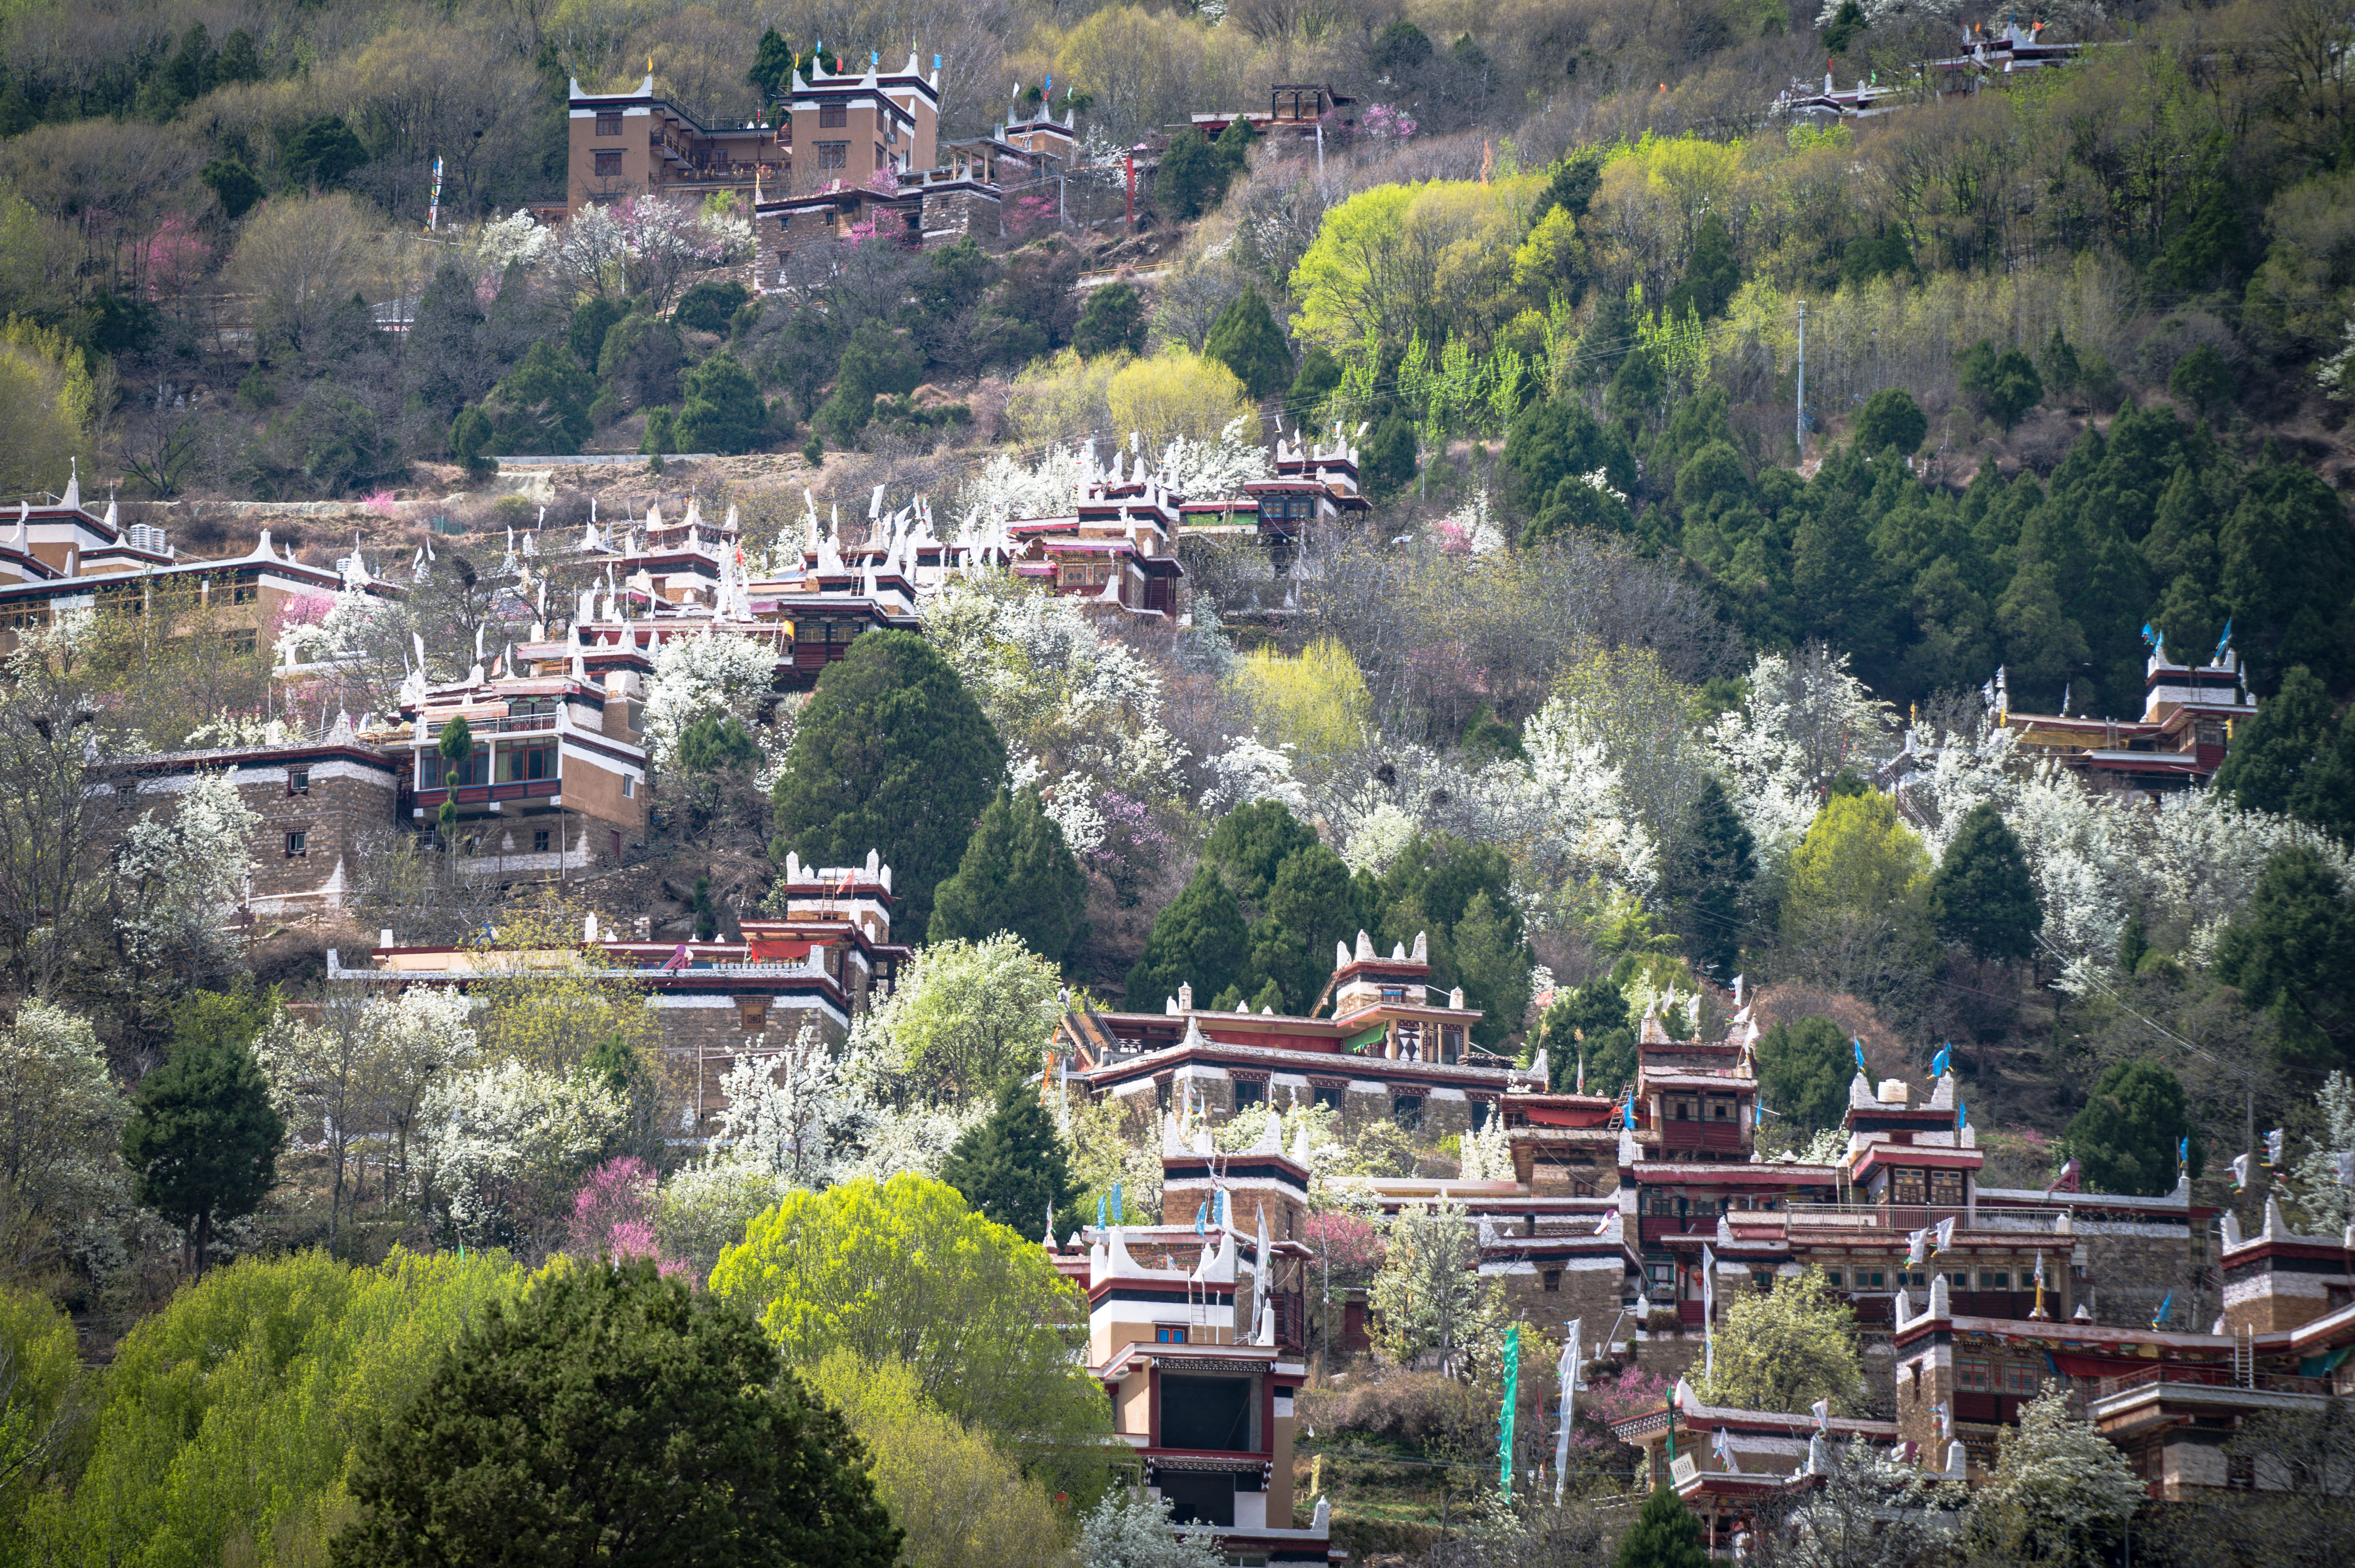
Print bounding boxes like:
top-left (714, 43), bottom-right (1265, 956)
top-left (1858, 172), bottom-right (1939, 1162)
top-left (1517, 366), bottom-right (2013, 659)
top-left (428, 156), bottom-right (443, 233)
top-left (1554, 1320), bottom-right (1580, 1504)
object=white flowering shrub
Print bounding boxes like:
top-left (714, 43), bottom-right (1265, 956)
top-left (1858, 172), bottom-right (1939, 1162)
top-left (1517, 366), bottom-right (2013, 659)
top-left (273, 585), bottom-right (387, 669)
top-left (1158, 416), bottom-right (1274, 498)
top-left (2279, 1072), bottom-right (2355, 1236)
top-left (1201, 735), bottom-right (1308, 815)
top-left (112, 770), bottom-right (260, 968)
top-left (413, 1058), bottom-right (625, 1247)
top-left (473, 208), bottom-right (549, 275)
top-left (1899, 726), bottom-right (2355, 980)
top-left (0, 999), bottom-right (134, 1278)
top-left (1705, 647), bottom-right (1894, 888)
top-left (924, 573), bottom-right (1189, 831)
top-left (1077, 1491), bottom-right (1225, 1568)
top-left (709, 1024), bottom-right (872, 1187)
top-left (643, 628), bottom-right (788, 777)
top-left (959, 446), bottom-right (1090, 529)
top-left (550, 204), bottom-right (628, 293)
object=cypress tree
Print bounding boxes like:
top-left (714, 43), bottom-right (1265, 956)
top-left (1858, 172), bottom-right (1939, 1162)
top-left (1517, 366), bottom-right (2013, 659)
top-left (1126, 863), bottom-right (1250, 1010)
top-left (1204, 800), bottom-right (1323, 906)
top-left (1664, 213), bottom-right (1740, 321)
top-left (2213, 663), bottom-right (2334, 815)
top-left (770, 629), bottom-right (1006, 937)
top-left (939, 1079), bottom-right (1082, 1235)
top-left (928, 786), bottom-right (1090, 965)
top-left (1929, 802), bottom-right (2042, 964)
top-left (1203, 287), bottom-right (1295, 402)
top-left (121, 998), bottom-right (286, 1276)
top-left (2216, 846), bottom-right (2355, 1070)
top-left (1662, 779), bottom-right (1755, 980)
top-left (1616, 1485), bottom-right (1709, 1568)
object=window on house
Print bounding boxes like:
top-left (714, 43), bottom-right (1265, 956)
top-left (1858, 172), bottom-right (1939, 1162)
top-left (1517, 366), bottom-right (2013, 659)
top-left (874, 144), bottom-right (885, 171)
top-left (1391, 1096), bottom-right (1423, 1132)
top-left (1442, 1026), bottom-right (1464, 1064)
top-left (231, 582), bottom-right (256, 604)
top-left (500, 746), bottom-right (554, 782)
top-left (1930, 1170), bottom-right (1965, 1207)
top-left (287, 768), bottom-right (310, 796)
top-left (817, 142), bottom-right (848, 170)
top-left (1948, 1271), bottom-right (1969, 1291)
top-left (623, 776), bottom-right (637, 798)
top-left (819, 102), bottom-right (847, 127)
top-left (1674, 1100), bottom-right (1694, 1121)
top-left (1713, 1101), bottom-right (1729, 1119)
top-left (1156, 1326), bottom-right (1189, 1344)
top-left (1469, 1097), bottom-right (1491, 1130)
top-left (595, 110), bottom-right (622, 135)
top-left (610, 830), bottom-right (621, 858)
top-left (1542, 1270), bottom-right (1561, 1293)
top-left (1753, 1272), bottom-right (1775, 1290)
top-left (2001, 1363), bottom-right (2040, 1394)
top-left (1233, 1080), bottom-right (1263, 1111)
top-left (1861, 1271), bottom-right (1886, 1289)
top-left (1157, 1079), bottom-right (1172, 1112)
top-left (2227, 1453), bottom-right (2255, 1491)
top-left (1313, 1086), bottom-right (1342, 1112)
top-left (533, 829), bottom-right (550, 852)
top-left (594, 150), bottom-right (624, 177)
top-left (737, 1000), bottom-right (769, 1032)
top-left (285, 830), bottom-right (307, 857)
top-left (1957, 1358), bottom-right (1992, 1392)
top-left (1893, 1169), bottom-right (1928, 1206)
top-left (226, 628), bottom-right (258, 655)
top-left (1824, 1271), bottom-right (1845, 1288)
top-left (1978, 1271), bottom-right (2011, 1290)
top-left (1899, 1271), bottom-right (1929, 1289)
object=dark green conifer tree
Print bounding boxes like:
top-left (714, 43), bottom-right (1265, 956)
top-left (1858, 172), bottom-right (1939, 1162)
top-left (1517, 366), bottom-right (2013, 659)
top-left (1616, 1485), bottom-right (1710, 1568)
top-left (1203, 287), bottom-right (1295, 401)
top-left (939, 1079), bottom-right (1083, 1235)
top-left (770, 629), bottom-right (1006, 937)
top-left (1662, 779), bottom-right (1755, 980)
top-left (1753, 1016), bottom-right (1849, 1135)
top-left (2213, 664), bottom-right (2335, 815)
top-left (2061, 1060), bottom-right (2201, 1196)
top-left (1126, 863), bottom-right (1250, 1010)
top-left (1534, 976), bottom-right (1634, 1095)
top-left (1928, 802), bottom-right (2041, 964)
top-left (121, 994), bottom-right (287, 1276)
top-left (928, 786), bottom-right (1090, 966)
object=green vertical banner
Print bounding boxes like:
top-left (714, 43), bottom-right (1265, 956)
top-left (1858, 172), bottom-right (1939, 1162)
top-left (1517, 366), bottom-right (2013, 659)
top-left (1499, 1325), bottom-right (1520, 1501)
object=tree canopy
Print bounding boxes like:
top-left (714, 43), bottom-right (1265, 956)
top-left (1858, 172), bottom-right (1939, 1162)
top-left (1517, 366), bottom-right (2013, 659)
top-left (938, 1078), bottom-right (1082, 1237)
top-left (770, 629), bottom-right (1006, 938)
top-left (1930, 802), bottom-right (2042, 964)
top-left (121, 995), bottom-right (285, 1275)
top-left (1698, 1266), bottom-right (1862, 1416)
top-left (2062, 1059), bottom-right (2203, 1196)
top-left (928, 786), bottom-right (1089, 967)
top-left (335, 1256), bottom-right (900, 1568)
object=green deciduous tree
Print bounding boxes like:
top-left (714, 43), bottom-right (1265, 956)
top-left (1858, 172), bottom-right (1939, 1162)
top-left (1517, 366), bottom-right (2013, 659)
top-left (1202, 287), bottom-right (1293, 402)
top-left (929, 787), bottom-right (1089, 966)
top-left (27, 1253), bottom-right (527, 1560)
top-left (859, 934), bottom-right (1066, 1109)
top-left (939, 1078), bottom-right (1081, 1236)
top-left (2216, 846), bottom-right (2355, 1071)
top-left (1367, 1201), bottom-right (1501, 1374)
top-left (1616, 1484), bottom-right (1710, 1568)
top-left (770, 629), bottom-right (1005, 937)
top-left (121, 995), bottom-right (286, 1275)
top-left (1779, 792), bottom-right (1934, 1005)
top-left (1127, 862), bottom-right (1250, 1011)
top-left (2062, 1060), bottom-right (2201, 1196)
top-left (1928, 802), bottom-right (2041, 964)
top-left (1699, 1266), bottom-right (1861, 1415)
top-left (1965, 1383), bottom-right (2141, 1568)
top-left (1755, 1015), bottom-right (1850, 1136)
top-left (1662, 778), bottom-right (1755, 979)
top-left (709, 1174), bottom-right (1111, 1497)
top-left (334, 1256), bottom-right (899, 1568)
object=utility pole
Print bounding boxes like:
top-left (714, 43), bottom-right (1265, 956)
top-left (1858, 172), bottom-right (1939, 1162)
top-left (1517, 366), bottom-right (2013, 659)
top-left (1795, 300), bottom-right (1807, 461)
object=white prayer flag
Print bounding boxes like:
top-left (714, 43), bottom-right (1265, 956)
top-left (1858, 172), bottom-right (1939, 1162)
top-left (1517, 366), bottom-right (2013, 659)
top-left (1906, 1227), bottom-right (1928, 1266)
top-left (1701, 1246), bottom-right (1717, 1383)
top-left (1554, 1320), bottom-right (1581, 1504)
top-left (1810, 1397), bottom-right (1830, 1432)
top-left (1933, 1217), bottom-right (1957, 1254)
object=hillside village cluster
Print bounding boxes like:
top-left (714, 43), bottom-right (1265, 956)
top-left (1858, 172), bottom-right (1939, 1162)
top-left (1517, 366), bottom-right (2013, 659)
top-left (4, 418), bottom-right (2338, 1564)
top-left (10, 1), bottom-right (2355, 1562)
